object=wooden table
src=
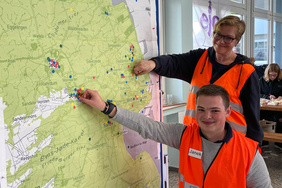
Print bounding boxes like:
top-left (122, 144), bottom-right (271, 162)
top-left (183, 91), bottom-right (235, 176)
top-left (260, 105), bottom-right (282, 112)
top-left (260, 105), bottom-right (282, 143)
top-left (263, 132), bottom-right (282, 143)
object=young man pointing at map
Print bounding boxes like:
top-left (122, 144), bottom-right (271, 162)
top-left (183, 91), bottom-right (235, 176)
top-left (79, 84), bottom-right (272, 187)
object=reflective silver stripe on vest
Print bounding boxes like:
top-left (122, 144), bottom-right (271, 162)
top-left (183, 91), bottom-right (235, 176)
top-left (227, 120), bottom-right (247, 134)
top-left (179, 173), bottom-right (200, 188)
top-left (230, 102), bottom-right (244, 114)
top-left (185, 108), bottom-right (196, 117)
top-left (190, 85), bottom-right (200, 94)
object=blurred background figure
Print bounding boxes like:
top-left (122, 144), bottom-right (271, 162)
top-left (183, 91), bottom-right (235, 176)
top-left (260, 63), bottom-right (282, 149)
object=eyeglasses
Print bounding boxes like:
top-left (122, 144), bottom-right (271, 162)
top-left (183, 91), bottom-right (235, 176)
top-left (269, 73), bottom-right (278, 77)
top-left (213, 32), bottom-right (236, 44)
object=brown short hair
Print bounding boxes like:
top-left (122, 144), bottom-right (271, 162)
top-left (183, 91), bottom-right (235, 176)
top-left (264, 63), bottom-right (282, 82)
top-left (196, 84), bottom-right (230, 109)
top-left (213, 15), bottom-right (245, 41)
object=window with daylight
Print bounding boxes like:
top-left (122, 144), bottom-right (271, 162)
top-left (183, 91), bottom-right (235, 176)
top-left (229, 0), bottom-right (282, 67)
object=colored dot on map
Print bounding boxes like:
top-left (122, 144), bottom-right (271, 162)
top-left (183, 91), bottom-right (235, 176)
top-left (110, 68), bottom-right (113, 71)
top-left (125, 55), bottom-right (127, 58)
top-left (128, 146), bottom-right (130, 148)
top-left (93, 76), bottom-right (95, 79)
top-left (74, 88), bottom-right (77, 91)
top-left (47, 57), bottom-right (50, 61)
top-left (134, 56), bottom-right (136, 59)
top-left (105, 12), bottom-right (109, 15)
top-left (70, 8), bottom-right (73, 11)
top-left (113, 102), bottom-right (116, 105)
top-left (117, 132), bottom-right (119, 135)
top-left (107, 71), bottom-right (109, 74)
top-left (128, 65), bottom-right (130, 68)
top-left (69, 75), bottom-right (72, 78)
top-left (132, 104), bottom-right (134, 107)
top-left (126, 81), bottom-right (128, 84)
top-left (60, 44), bottom-right (63, 48)
top-left (82, 87), bottom-right (84, 90)
top-left (52, 70), bottom-right (55, 73)
top-left (89, 138), bottom-right (91, 141)
top-left (124, 92), bottom-right (126, 95)
top-left (73, 106), bottom-right (76, 109)
top-left (71, 102), bottom-right (74, 106)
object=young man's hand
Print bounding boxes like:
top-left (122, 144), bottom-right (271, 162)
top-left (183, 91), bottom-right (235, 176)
top-left (79, 89), bottom-right (106, 111)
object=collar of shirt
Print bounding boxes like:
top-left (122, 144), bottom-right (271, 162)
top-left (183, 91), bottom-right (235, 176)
top-left (199, 122), bottom-right (233, 143)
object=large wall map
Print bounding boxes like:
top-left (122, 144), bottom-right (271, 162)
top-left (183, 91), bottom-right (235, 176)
top-left (0, 0), bottom-right (161, 187)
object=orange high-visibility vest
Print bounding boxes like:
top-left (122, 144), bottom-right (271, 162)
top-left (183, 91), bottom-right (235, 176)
top-left (178, 123), bottom-right (258, 188)
top-left (183, 50), bottom-right (255, 135)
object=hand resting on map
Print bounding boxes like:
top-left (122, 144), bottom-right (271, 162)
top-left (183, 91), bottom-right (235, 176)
top-left (79, 89), bottom-right (117, 117)
top-left (133, 60), bottom-right (156, 76)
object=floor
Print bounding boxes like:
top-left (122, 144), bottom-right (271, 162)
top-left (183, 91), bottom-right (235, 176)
top-left (168, 141), bottom-right (282, 188)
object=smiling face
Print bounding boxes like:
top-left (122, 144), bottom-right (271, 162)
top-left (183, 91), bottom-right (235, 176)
top-left (213, 25), bottom-right (238, 56)
top-left (196, 95), bottom-right (231, 142)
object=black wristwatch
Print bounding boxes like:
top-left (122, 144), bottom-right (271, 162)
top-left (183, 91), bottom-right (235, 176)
top-left (101, 101), bottom-right (116, 115)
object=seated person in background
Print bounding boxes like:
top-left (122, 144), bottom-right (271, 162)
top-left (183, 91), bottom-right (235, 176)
top-left (260, 63), bottom-right (282, 100)
top-left (80, 84), bottom-right (272, 188)
top-left (260, 63), bottom-right (282, 149)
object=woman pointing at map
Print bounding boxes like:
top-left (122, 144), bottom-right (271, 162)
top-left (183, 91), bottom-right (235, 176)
top-left (133, 15), bottom-right (263, 145)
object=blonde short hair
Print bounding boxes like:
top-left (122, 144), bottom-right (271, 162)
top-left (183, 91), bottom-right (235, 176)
top-left (213, 15), bottom-right (245, 41)
top-left (264, 63), bottom-right (282, 82)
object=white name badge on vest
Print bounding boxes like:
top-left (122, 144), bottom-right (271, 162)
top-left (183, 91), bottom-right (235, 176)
top-left (188, 148), bottom-right (202, 159)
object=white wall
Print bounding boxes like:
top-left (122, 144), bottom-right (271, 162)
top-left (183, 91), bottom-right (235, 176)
top-left (163, 0), bottom-right (193, 169)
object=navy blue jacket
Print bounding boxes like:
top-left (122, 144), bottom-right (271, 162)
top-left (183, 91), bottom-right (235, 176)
top-left (260, 78), bottom-right (282, 99)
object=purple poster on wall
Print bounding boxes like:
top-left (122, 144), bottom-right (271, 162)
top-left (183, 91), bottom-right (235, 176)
top-left (193, 0), bottom-right (230, 49)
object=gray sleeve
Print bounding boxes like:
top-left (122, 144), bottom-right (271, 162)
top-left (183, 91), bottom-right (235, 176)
top-left (111, 107), bottom-right (186, 149)
top-left (246, 151), bottom-right (272, 188)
